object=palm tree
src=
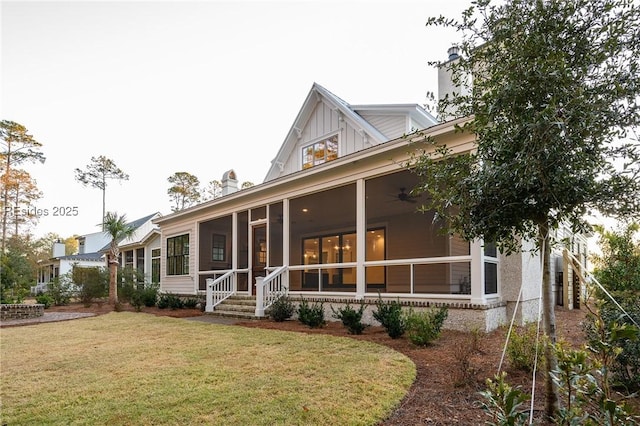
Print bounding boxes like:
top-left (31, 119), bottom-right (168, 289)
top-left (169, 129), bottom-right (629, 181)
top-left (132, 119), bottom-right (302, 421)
top-left (102, 212), bottom-right (135, 306)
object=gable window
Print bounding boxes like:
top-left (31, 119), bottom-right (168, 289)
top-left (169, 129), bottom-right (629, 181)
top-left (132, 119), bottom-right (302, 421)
top-left (302, 135), bottom-right (338, 169)
top-left (167, 234), bottom-right (189, 275)
top-left (212, 234), bottom-right (226, 262)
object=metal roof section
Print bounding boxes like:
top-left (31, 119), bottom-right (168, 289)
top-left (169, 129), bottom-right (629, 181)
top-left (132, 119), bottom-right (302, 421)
top-left (98, 212), bottom-right (161, 252)
top-left (351, 103), bottom-right (437, 129)
top-left (58, 252), bottom-right (105, 262)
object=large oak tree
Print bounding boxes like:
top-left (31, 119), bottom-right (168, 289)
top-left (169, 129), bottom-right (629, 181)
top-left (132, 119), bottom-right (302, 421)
top-left (413, 0), bottom-right (640, 418)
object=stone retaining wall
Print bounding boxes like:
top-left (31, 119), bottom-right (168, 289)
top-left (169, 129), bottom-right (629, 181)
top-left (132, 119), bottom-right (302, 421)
top-left (0, 304), bottom-right (45, 320)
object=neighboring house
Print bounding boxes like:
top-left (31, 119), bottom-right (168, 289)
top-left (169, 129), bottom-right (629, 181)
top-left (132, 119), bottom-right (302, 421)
top-left (32, 231), bottom-right (110, 294)
top-left (107, 212), bottom-right (162, 285)
top-left (33, 213), bottom-right (162, 293)
top-left (553, 226), bottom-right (590, 310)
top-left (153, 78), bottom-right (588, 332)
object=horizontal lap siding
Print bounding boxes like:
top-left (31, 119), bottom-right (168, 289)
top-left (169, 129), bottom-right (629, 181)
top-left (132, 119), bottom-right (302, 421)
top-left (160, 224), bottom-right (197, 295)
top-left (359, 114), bottom-right (406, 140)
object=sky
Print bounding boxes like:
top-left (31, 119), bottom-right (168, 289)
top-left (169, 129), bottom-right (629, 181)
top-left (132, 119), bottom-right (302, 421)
top-left (2, 0), bottom-right (474, 239)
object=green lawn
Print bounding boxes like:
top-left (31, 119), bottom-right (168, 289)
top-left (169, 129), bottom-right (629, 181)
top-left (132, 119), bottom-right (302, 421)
top-left (0, 312), bottom-right (415, 425)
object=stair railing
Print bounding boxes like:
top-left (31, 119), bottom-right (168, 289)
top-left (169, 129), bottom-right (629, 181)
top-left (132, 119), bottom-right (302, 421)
top-left (205, 271), bottom-right (236, 313)
top-left (255, 265), bottom-right (288, 317)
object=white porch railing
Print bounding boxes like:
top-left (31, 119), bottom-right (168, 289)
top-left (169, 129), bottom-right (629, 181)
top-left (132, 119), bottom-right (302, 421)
top-left (31, 282), bottom-right (49, 295)
top-left (205, 271), bottom-right (236, 313)
top-left (255, 265), bottom-right (288, 317)
top-left (286, 255), bottom-right (475, 298)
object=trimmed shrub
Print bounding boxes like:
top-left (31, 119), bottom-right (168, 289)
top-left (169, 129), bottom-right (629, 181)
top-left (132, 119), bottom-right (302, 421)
top-left (507, 322), bottom-right (544, 373)
top-left (157, 293), bottom-right (184, 310)
top-left (129, 283), bottom-right (159, 312)
top-left (331, 301), bottom-right (369, 334)
top-left (48, 275), bottom-right (74, 306)
top-left (269, 295), bottom-right (295, 322)
top-left (404, 306), bottom-right (448, 347)
top-left (140, 284), bottom-right (159, 307)
top-left (73, 267), bottom-right (108, 307)
top-left (183, 298), bottom-right (199, 309)
top-left (372, 296), bottom-right (406, 339)
top-left (297, 298), bottom-right (325, 328)
top-left (35, 293), bottom-right (53, 309)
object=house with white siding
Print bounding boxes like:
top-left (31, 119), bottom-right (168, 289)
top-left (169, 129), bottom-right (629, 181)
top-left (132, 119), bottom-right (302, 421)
top-left (33, 232), bottom-right (110, 294)
top-left (115, 212), bottom-right (163, 285)
top-left (153, 80), bottom-right (586, 332)
top-left (33, 212), bottom-right (162, 293)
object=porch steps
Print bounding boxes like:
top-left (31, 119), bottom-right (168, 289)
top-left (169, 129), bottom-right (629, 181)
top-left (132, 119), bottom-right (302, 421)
top-left (205, 295), bottom-right (269, 320)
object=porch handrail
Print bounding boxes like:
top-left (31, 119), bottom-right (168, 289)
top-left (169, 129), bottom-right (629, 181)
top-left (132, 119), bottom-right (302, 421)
top-left (287, 256), bottom-right (475, 297)
top-left (205, 271), bottom-right (236, 313)
top-left (255, 265), bottom-right (288, 317)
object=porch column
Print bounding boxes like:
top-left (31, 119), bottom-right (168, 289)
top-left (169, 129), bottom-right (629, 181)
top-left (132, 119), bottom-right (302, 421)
top-left (232, 212), bottom-right (238, 294)
top-left (232, 212), bottom-right (238, 270)
top-left (283, 198), bottom-right (290, 267)
top-left (470, 239), bottom-right (486, 304)
top-left (355, 178), bottom-right (365, 299)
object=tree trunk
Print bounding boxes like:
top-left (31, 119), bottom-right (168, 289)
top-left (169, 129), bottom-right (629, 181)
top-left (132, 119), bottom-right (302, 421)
top-left (538, 219), bottom-right (559, 418)
top-left (101, 180), bottom-right (106, 232)
top-left (1, 150), bottom-right (11, 253)
top-left (108, 258), bottom-right (118, 305)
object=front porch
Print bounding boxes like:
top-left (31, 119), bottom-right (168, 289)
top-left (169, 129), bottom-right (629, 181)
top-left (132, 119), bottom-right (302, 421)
top-left (203, 246), bottom-right (506, 332)
top-left (197, 169), bottom-right (499, 305)
top-left (203, 270), bottom-right (507, 332)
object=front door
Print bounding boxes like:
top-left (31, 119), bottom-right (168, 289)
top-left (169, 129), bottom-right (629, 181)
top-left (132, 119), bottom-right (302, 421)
top-left (251, 224), bottom-right (267, 295)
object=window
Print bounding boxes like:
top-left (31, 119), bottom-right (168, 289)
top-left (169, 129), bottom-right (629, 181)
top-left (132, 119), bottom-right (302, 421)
top-left (301, 231), bottom-right (360, 290)
top-left (485, 262), bottom-right (498, 294)
top-left (167, 234), bottom-right (189, 275)
top-left (212, 234), bottom-right (226, 262)
top-left (302, 135), bottom-right (338, 169)
top-left (151, 248), bottom-right (160, 283)
top-left (484, 241), bottom-right (497, 258)
top-left (484, 240), bottom-right (498, 294)
top-left (124, 250), bottom-right (134, 268)
top-left (136, 249), bottom-right (144, 273)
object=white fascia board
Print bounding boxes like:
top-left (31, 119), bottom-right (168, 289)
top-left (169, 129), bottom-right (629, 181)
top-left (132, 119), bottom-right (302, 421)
top-left (353, 104), bottom-right (438, 127)
top-left (312, 84), bottom-right (387, 144)
top-left (118, 229), bottom-right (160, 250)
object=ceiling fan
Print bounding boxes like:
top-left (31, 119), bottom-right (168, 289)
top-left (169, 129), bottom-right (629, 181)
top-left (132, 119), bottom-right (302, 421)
top-left (396, 187), bottom-right (417, 203)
